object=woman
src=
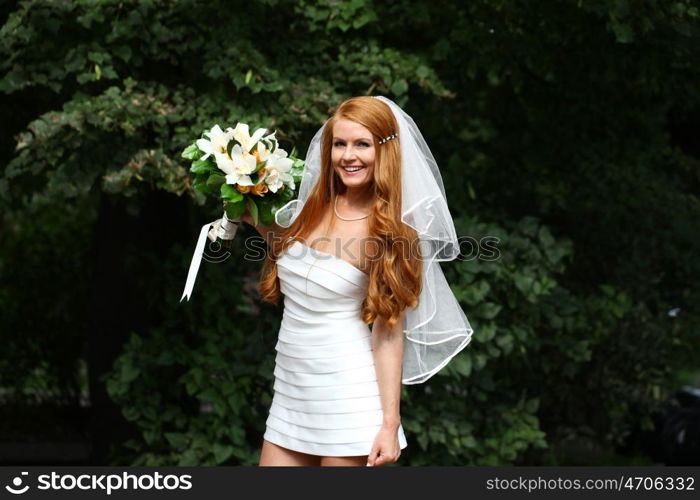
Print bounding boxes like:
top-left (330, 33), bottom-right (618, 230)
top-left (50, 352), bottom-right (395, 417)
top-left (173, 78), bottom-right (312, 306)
top-left (241, 96), bottom-right (473, 467)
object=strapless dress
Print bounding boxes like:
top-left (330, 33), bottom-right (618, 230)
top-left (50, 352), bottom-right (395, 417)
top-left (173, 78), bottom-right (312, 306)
top-left (263, 240), bottom-right (408, 457)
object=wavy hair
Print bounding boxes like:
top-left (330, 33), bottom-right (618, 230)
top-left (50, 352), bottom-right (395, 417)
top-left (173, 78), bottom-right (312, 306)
top-left (258, 96), bottom-right (422, 330)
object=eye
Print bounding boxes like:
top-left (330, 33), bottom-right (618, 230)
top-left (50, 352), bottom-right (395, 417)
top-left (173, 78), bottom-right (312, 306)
top-left (333, 141), bottom-right (345, 147)
top-left (359, 142), bottom-right (370, 147)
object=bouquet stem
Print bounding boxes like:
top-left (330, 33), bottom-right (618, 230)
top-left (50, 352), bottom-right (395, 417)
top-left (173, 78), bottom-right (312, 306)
top-left (207, 212), bottom-right (241, 247)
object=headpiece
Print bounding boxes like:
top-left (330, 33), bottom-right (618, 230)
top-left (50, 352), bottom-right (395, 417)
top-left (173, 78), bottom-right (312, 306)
top-left (377, 132), bottom-right (398, 145)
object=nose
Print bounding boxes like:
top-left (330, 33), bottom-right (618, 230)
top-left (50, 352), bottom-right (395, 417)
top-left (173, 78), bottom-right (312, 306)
top-left (341, 145), bottom-right (357, 161)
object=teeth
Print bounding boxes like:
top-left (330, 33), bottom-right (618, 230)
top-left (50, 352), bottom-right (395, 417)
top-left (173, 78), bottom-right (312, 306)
top-left (343, 167), bottom-right (363, 172)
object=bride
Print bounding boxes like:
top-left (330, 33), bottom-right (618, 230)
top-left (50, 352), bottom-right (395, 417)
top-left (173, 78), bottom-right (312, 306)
top-left (240, 95), bottom-right (473, 466)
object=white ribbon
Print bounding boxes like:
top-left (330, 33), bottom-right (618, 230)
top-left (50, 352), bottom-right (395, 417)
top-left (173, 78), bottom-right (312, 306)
top-left (180, 213), bottom-right (241, 302)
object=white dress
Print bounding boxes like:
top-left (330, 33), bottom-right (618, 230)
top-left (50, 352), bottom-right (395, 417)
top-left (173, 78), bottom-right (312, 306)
top-left (263, 240), bottom-right (408, 456)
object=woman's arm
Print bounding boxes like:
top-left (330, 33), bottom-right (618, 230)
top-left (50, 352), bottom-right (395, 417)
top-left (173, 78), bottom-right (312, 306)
top-left (239, 212), bottom-right (285, 248)
top-left (366, 311), bottom-right (405, 465)
top-left (371, 311), bottom-right (405, 428)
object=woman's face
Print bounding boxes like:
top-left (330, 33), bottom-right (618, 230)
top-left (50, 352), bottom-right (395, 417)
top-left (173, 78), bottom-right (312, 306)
top-left (331, 118), bottom-right (375, 190)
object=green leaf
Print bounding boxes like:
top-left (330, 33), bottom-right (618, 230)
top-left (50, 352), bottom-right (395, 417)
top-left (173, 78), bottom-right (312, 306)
top-left (478, 323), bottom-right (496, 342)
top-left (192, 174), bottom-right (212, 193)
top-left (225, 200), bottom-right (246, 220)
top-left (206, 174), bottom-right (225, 189)
top-left (181, 143), bottom-right (200, 160)
top-left (190, 159), bottom-right (214, 174)
top-left (227, 138), bottom-right (242, 157)
top-left (611, 22), bottom-right (635, 43)
top-left (113, 45), bottom-right (132, 62)
top-left (453, 355), bottom-right (472, 376)
top-left (246, 197), bottom-right (259, 226)
top-left (417, 432), bottom-right (429, 450)
top-left (352, 11), bottom-right (377, 29)
top-left (213, 443), bottom-right (234, 463)
top-left (525, 397), bottom-right (540, 413)
top-left (479, 302), bottom-right (502, 320)
top-left (461, 435), bottom-right (477, 448)
top-left (390, 78), bottom-right (408, 95)
top-left (514, 273), bottom-right (534, 294)
top-left (164, 432), bottom-right (189, 450)
top-left (120, 362), bottom-right (140, 383)
top-left (220, 183), bottom-right (243, 203)
top-left (252, 159), bottom-right (266, 174)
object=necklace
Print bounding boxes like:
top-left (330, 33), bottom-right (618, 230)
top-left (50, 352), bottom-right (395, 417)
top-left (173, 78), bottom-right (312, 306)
top-left (334, 196), bottom-right (370, 221)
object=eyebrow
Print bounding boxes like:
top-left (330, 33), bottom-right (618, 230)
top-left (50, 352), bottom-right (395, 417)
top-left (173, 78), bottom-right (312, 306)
top-left (332, 137), bottom-right (373, 142)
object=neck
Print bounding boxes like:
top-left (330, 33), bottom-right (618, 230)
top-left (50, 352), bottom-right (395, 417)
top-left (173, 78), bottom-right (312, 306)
top-left (340, 186), bottom-right (373, 210)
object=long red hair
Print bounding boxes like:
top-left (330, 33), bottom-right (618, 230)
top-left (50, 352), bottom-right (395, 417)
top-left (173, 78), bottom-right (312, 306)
top-left (258, 96), bottom-right (422, 330)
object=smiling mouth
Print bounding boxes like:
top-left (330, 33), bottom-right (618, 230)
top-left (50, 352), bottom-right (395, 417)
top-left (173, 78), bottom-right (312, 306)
top-left (341, 166), bottom-right (365, 172)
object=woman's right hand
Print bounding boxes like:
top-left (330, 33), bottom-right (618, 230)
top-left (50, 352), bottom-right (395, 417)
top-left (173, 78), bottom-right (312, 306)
top-left (223, 201), bottom-right (252, 227)
top-left (224, 203), bottom-right (283, 246)
top-left (239, 212), bottom-right (254, 227)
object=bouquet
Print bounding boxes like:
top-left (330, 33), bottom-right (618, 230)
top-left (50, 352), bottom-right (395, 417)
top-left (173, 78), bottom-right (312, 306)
top-left (182, 122), bottom-right (304, 228)
top-left (180, 122), bottom-right (304, 302)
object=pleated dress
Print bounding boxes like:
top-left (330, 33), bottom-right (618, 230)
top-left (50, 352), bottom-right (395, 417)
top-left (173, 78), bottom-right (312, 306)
top-left (263, 240), bottom-right (408, 457)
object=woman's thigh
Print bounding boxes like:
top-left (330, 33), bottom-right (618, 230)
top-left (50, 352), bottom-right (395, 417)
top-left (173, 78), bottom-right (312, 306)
top-left (259, 439), bottom-right (321, 466)
top-left (320, 455), bottom-right (368, 467)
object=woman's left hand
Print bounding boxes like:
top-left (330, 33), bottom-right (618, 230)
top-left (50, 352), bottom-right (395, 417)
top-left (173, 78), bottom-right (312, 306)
top-left (366, 423), bottom-right (401, 466)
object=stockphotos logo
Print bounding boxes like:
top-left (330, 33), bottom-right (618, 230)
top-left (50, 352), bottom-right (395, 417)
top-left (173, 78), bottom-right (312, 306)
top-left (4, 471), bottom-right (193, 495)
top-left (5, 472), bottom-right (29, 495)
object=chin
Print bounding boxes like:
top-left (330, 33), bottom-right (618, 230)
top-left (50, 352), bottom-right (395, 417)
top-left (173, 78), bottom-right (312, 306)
top-left (341, 178), bottom-right (371, 189)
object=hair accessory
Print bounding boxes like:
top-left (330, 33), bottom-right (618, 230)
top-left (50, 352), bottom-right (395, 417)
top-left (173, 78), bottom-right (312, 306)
top-left (377, 132), bottom-right (398, 145)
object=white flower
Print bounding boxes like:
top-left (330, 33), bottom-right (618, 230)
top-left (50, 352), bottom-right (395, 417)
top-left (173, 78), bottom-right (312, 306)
top-left (263, 168), bottom-right (283, 193)
top-left (254, 140), bottom-right (272, 163)
top-left (262, 131), bottom-right (279, 151)
top-left (264, 150), bottom-right (295, 192)
top-left (214, 144), bottom-right (257, 186)
top-left (227, 122), bottom-right (268, 153)
top-left (196, 124), bottom-right (231, 160)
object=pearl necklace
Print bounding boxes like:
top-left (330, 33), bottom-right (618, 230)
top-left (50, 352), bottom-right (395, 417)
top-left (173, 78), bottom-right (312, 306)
top-left (333, 197), bottom-right (370, 221)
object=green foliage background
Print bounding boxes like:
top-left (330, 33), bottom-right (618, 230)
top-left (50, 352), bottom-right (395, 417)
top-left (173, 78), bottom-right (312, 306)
top-left (1, 0), bottom-right (699, 465)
